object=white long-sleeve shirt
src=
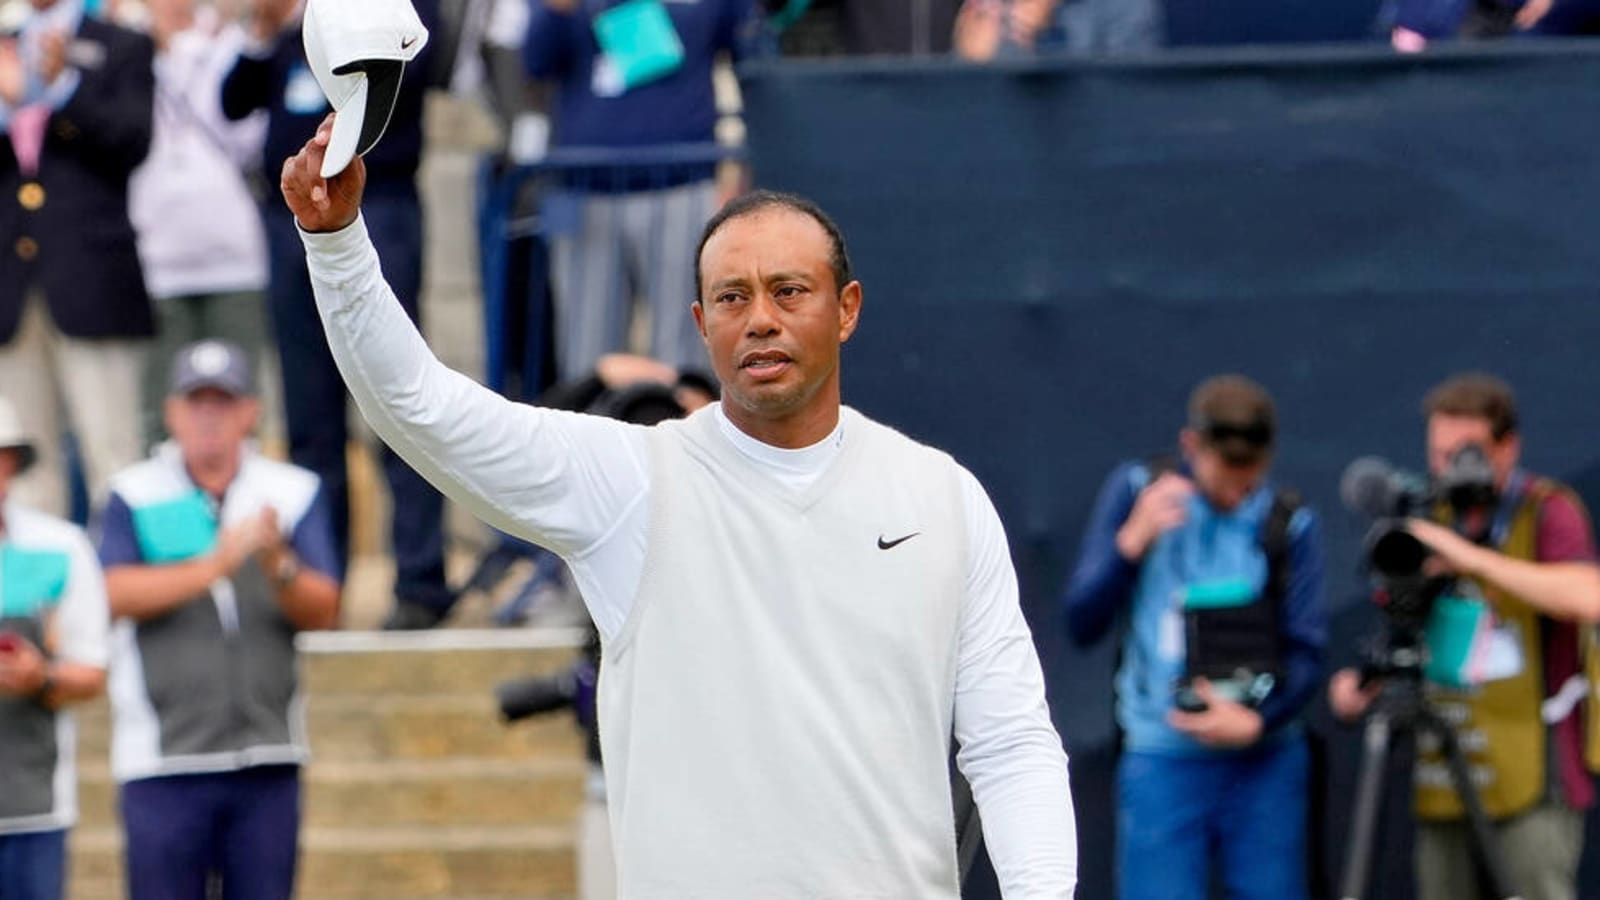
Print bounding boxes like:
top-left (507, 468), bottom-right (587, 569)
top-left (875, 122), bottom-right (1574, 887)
top-left (301, 216), bottom-right (1077, 897)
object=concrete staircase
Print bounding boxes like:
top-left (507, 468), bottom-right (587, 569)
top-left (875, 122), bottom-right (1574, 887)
top-left (68, 629), bottom-right (589, 900)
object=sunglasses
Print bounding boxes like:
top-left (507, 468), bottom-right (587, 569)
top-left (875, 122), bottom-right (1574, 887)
top-left (1198, 420), bottom-right (1274, 447)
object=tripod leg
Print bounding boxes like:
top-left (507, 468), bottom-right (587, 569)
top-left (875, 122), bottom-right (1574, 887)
top-left (1338, 711), bottom-right (1394, 900)
top-left (1418, 710), bottom-right (1525, 900)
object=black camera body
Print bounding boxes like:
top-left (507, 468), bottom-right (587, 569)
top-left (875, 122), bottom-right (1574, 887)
top-left (1340, 444), bottom-right (1499, 672)
top-left (1342, 444), bottom-right (1497, 578)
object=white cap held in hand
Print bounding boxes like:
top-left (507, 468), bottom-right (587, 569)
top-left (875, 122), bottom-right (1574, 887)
top-left (302, 0), bottom-right (430, 178)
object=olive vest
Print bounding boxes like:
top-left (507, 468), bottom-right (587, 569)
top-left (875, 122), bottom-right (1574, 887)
top-left (1415, 477), bottom-right (1600, 820)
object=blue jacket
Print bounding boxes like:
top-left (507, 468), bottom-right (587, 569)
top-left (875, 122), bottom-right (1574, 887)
top-left (1063, 461), bottom-right (1327, 755)
top-left (0, 15), bottom-right (153, 342)
top-left (220, 2), bottom-right (439, 194)
top-left (523, 0), bottom-right (750, 187)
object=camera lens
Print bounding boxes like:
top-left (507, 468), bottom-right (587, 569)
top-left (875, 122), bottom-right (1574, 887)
top-left (1370, 528), bottom-right (1428, 578)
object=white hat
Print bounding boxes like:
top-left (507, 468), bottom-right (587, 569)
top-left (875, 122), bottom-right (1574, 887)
top-left (302, 0), bottom-right (429, 179)
top-left (0, 397), bottom-right (36, 474)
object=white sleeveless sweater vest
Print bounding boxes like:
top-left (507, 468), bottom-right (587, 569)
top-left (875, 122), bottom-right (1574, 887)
top-left (599, 406), bottom-right (969, 899)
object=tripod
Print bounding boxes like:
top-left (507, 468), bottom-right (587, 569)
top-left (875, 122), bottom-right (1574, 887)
top-left (1337, 659), bottom-right (1524, 900)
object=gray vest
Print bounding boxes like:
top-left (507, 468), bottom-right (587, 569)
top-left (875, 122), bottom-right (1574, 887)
top-left (0, 615), bottom-right (56, 822)
top-left (131, 559), bottom-right (298, 761)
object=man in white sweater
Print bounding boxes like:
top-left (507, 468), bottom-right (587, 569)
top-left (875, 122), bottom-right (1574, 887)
top-left (282, 115), bottom-right (1077, 898)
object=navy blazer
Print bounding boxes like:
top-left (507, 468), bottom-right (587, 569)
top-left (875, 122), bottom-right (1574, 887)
top-left (0, 16), bottom-right (154, 343)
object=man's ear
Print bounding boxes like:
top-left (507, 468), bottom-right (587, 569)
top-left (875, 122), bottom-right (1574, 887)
top-left (692, 301), bottom-right (708, 341)
top-left (241, 398), bottom-right (262, 433)
top-left (1178, 428), bottom-right (1200, 461)
top-left (838, 281), bottom-right (862, 343)
top-left (163, 396), bottom-right (180, 440)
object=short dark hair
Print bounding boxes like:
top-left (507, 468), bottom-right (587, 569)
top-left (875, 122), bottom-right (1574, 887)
top-left (1187, 374), bottom-right (1276, 466)
top-left (694, 190), bottom-right (853, 301)
top-left (1424, 372), bottom-right (1519, 440)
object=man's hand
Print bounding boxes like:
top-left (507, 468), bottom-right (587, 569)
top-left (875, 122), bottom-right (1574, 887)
top-left (1007, 0), bottom-right (1058, 47)
top-left (1116, 472), bottom-right (1193, 561)
top-left (281, 115), bottom-right (365, 233)
top-left (0, 40), bottom-right (25, 106)
top-left (1166, 679), bottom-right (1263, 748)
top-left (212, 510), bottom-right (276, 577)
top-left (1329, 667), bottom-right (1379, 723)
top-left (254, 507), bottom-right (292, 577)
top-left (0, 635), bottom-right (49, 698)
top-left (953, 0), bottom-right (1004, 62)
top-left (1391, 26), bottom-right (1427, 52)
top-left (1405, 518), bottom-right (1491, 578)
top-left (248, 0), bottom-right (300, 42)
top-left (37, 30), bottom-right (65, 87)
top-left (1516, 0), bottom-right (1554, 29)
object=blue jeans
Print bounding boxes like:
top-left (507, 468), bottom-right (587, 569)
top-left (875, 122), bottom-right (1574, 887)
top-left (1117, 738), bottom-right (1309, 900)
top-left (263, 188), bottom-right (452, 612)
top-left (120, 765), bottom-right (301, 900)
top-left (0, 829), bottom-right (66, 900)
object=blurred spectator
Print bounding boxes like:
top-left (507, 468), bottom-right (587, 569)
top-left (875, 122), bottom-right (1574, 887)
top-left (129, 0), bottom-right (270, 450)
top-left (1377, 0), bottom-right (1594, 48)
top-left (522, 0), bottom-right (747, 380)
top-left (0, 396), bottom-right (109, 900)
top-left (1063, 375), bottom-right (1326, 900)
top-left (1520, 0), bottom-right (1600, 32)
top-left (1053, 0), bottom-right (1162, 53)
top-left (953, 0), bottom-right (1160, 60)
top-left (952, 0), bottom-right (1060, 59)
top-left (0, 0), bottom-right (155, 519)
top-left (99, 340), bottom-right (339, 900)
top-left (222, 0), bottom-right (459, 629)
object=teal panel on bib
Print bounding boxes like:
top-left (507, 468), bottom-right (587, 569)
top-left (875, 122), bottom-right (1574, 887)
top-left (132, 491), bottom-right (218, 564)
top-left (593, 0), bottom-right (685, 91)
top-left (0, 545), bottom-right (69, 617)
top-left (1424, 594), bottom-right (1490, 689)
top-left (1181, 578), bottom-right (1257, 610)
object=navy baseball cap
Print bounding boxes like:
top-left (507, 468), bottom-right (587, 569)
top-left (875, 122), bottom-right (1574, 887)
top-left (169, 340), bottom-right (255, 397)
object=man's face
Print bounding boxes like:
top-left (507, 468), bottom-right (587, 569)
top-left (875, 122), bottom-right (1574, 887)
top-left (1182, 430), bottom-right (1269, 512)
top-left (165, 388), bottom-right (257, 468)
top-left (1426, 413), bottom-right (1518, 488)
top-left (693, 209), bottom-right (861, 431)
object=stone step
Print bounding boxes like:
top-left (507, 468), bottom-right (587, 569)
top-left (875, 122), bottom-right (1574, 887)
top-left (74, 758), bottom-right (588, 830)
top-left (69, 825), bottom-right (577, 899)
top-left (298, 630), bottom-right (588, 696)
top-left (74, 693), bottom-right (586, 764)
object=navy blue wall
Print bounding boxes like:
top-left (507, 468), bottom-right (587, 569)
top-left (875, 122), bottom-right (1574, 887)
top-left (740, 45), bottom-right (1600, 898)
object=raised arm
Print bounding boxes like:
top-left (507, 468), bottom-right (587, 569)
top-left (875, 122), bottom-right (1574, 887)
top-left (1061, 463), bottom-right (1143, 646)
top-left (281, 116), bottom-right (648, 560)
top-left (952, 469), bottom-right (1077, 898)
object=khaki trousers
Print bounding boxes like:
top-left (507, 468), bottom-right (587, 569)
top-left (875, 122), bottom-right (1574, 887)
top-left (0, 294), bottom-right (145, 517)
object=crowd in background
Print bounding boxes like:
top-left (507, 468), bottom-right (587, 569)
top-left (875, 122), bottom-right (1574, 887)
top-left (0, 0), bottom-right (1596, 626)
top-left (0, 0), bottom-right (1596, 898)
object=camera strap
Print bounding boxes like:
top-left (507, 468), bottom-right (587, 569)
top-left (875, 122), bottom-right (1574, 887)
top-left (1260, 489), bottom-right (1301, 608)
top-left (1486, 469), bottom-right (1529, 550)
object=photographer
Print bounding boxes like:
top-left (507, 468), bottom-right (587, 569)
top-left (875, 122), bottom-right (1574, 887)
top-left (1330, 373), bottom-right (1600, 900)
top-left (1064, 375), bottom-right (1327, 900)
